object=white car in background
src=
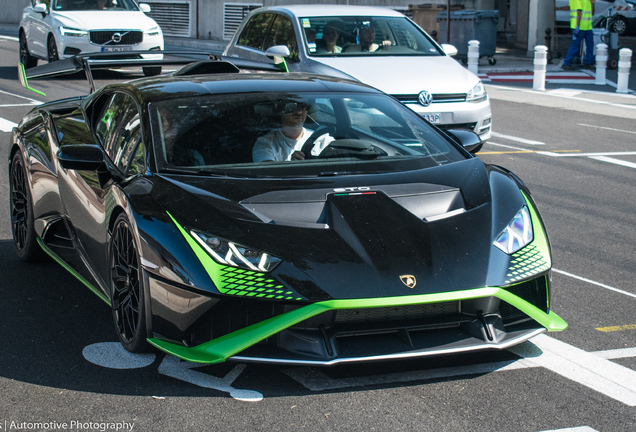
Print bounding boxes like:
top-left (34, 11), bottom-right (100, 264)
top-left (20, 0), bottom-right (164, 76)
top-left (224, 5), bottom-right (492, 141)
top-left (556, 0), bottom-right (636, 34)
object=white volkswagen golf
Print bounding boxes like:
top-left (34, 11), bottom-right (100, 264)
top-left (20, 0), bottom-right (164, 75)
top-left (224, 5), bottom-right (492, 141)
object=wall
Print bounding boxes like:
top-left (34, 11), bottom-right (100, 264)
top-left (0, 0), bottom-right (30, 25)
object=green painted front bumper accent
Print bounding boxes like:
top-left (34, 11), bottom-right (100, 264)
top-left (37, 238), bottom-right (111, 306)
top-left (147, 286), bottom-right (568, 364)
top-left (167, 212), bottom-right (303, 300)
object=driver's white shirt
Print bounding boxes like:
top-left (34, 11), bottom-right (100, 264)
top-left (252, 128), bottom-right (334, 162)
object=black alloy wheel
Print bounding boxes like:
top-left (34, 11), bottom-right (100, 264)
top-left (10, 152), bottom-right (45, 261)
top-left (19, 32), bottom-right (38, 68)
top-left (110, 214), bottom-right (149, 353)
top-left (611, 16), bottom-right (629, 35)
top-left (47, 35), bottom-right (59, 63)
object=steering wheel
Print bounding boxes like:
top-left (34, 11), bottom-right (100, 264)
top-left (301, 125), bottom-right (336, 159)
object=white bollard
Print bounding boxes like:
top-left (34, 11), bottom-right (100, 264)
top-left (533, 45), bottom-right (548, 91)
top-left (467, 40), bottom-right (479, 74)
top-left (616, 48), bottom-right (632, 93)
top-left (595, 43), bottom-right (608, 85)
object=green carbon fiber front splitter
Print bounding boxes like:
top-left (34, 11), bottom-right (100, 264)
top-left (147, 287), bottom-right (568, 364)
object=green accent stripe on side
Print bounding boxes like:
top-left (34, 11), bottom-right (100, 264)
top-left (148, 286), bottom-right (568, 364)
top-left (522, 190), bottom-right (551, 268)
top-left (37, 238), bottom-right (111, 306)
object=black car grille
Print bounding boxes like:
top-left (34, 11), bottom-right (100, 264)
top-left (500, 276), bottom-right (549, 324)
top-left (335, 302), bottom-right (459, 325)
top-left (190, 298), bottom-right (288, 345)
top-left (392, 93), bottom-right (467, 104)
top-left (89, 31), bottom-right (143, 45)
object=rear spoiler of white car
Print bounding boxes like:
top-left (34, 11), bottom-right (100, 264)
top-left (18, 50), bottom-right (285, 96)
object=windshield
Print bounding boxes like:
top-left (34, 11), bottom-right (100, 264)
top-left (53, 0), bottom-right (139, 11)
top-left (150, 91), bottom-right (467, 177)
top-left (300, 16), bottom-right (442, 57)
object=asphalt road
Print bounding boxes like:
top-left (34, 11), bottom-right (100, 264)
top-left (1, 34), bottom-right (636, 432)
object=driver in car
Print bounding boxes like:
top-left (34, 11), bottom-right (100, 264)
top-left (252, 102), bottom-right (334, 162)
top-left (345, 22), bottom-right (391, 53)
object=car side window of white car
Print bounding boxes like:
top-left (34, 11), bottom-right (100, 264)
top-left (262, 14), bottom-right (298, 60)
top-left (237, 13), bottom-right (275, 50)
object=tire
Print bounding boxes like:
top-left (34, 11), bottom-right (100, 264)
top-left (488, 57), bottom-right (496, 66)
top-left (143, 66), bottom-right (162, 77)
top-left (47, 35), bottom-right (59, 63)
top-left (10, 152), bottom-right (46, 262)
top-left (110, 213), bottom-right (149, 353)
top-left (610, 16), bottom-right (628, 35)
top-left (19, 32), bottom-right (38, 68)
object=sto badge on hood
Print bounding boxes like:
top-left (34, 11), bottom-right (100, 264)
top-left (400, 275), bottom-right (417, 289)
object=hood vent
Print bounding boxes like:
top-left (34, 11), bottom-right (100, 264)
top-left (240, 183), bottom-right (465, 228)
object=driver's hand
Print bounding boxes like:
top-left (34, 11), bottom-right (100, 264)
top-left (291, 150), bottom-right (305, 160)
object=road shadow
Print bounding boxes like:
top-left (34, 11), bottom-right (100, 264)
top-left (0, 239), bottom-right (520, 399)
top-left (0, 65), bottom-right (18, 80)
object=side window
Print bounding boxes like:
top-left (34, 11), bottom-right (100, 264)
top-left (32, 126), bottom-right (52, 164)
top-left (95, 92), bottom-right (145, 174)
top-left (237, 13), bottom-right (275, 49)
top-left (263, 14), bottom-right (298, 59)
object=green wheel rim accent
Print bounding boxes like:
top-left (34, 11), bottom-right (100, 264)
top-left (37, 238), bottom-right (111, 306)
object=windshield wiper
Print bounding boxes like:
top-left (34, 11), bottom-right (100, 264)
top-left (317, 171), bottom-right (376, 177)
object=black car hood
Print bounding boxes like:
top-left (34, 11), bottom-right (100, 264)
top-left (152, 158), bottom-right (506, 300)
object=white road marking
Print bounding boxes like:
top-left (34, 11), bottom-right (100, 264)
top-left (285, 336), bottom-right (636, 406)
top-left (82, 341), bottom-right (262, 401)
top-left (484, 141), bottom-right (531, 151)
top-left (491, 132), bottom-right (545, 145)
top-left (578, 123), bottom-right (636, 135)
top-left (539, 427), bottom-right (599, 432)
top-left (510, 335), bottom-right (636, 406)
top-left (594, 347), bottom-right (636, 360)
top-left (588, 156), bottom-right (636, 169)
top-left (158, 355), bottom-right (263, 402)
top-left (0, 88), bottom-right (43, 105)
top-left (553, 268), bottom-right (636, 299)
top-left (0, 117), bottom-right (18, 132)
top-left (0, 35), bottom-right (19, 41)
top-left (537, 150), bottom-right (636, 157)
top-left (83, 342), bottom-right (156, 369)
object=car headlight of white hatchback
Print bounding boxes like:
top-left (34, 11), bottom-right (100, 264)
top-left (466, 81), bottom-right (487, 103)
top-left (494, 206), bottom-right (533, 254)
top-left (59, 27), bottom-right (88, 37)
top-left (190, 230), bottom-right (282, 272)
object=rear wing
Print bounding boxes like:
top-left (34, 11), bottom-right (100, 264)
top-left (18, 50), bottom-right (286, 96)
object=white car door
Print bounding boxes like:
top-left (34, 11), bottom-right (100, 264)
top-left (29, 1), bottom-right (53, 58)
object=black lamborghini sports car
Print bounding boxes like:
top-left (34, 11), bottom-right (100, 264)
top-left (9, 53), bottom-right (566, 365)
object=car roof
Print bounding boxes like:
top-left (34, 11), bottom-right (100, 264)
top-left (131, 72), bottom-right (380, 103)
top-left (254, 5), bottom-right (406, 18)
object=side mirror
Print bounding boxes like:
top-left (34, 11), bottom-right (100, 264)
top-left (265, 45), bottom-right (291, 72)
top-left (34, 3), bottom-right (48, 14)
top-left (265, 45), bottom-right (291, 58)
top-left (139, 3), bottom-right (151, 13)
top-left (445, 129), bottom-right (483, 154)
top-left (441, 44), bottom-right (458, 57)
top-left (57, 144), bottom-right (105, 171)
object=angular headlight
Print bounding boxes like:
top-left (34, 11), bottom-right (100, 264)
top-left (145, 26), bottom-right (161, 36)
top-left (59, 27), bottom-right (88, 37)
top-left (494, 206), bottom-right (533, 254)
top-left (466, 81), bottom-right (487, 103)
top-left (190, 230), bottom-right (282, 272)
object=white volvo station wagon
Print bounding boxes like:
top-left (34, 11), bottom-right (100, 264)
top-left (20, 0), bottom-right (164, 75)
top-left (224, 5), bottom-right (492, 141)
